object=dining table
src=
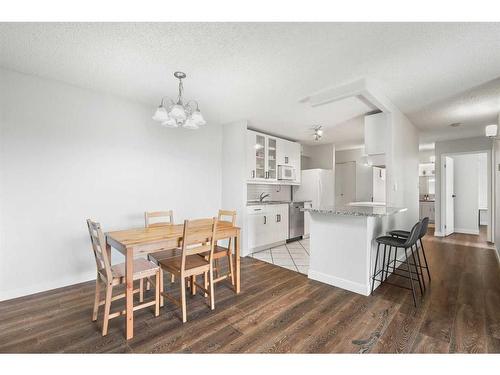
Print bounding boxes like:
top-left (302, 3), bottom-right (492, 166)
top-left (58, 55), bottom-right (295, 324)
top-left (105, 220), bottom-right (241, 340)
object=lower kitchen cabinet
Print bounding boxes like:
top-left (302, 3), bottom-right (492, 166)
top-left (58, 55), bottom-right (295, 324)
top-left (419, 201), bottom-right (435, 223)
top-left (246, 204), bottom-right (289, 252)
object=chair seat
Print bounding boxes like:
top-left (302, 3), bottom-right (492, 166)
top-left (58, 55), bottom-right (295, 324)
top-left (388, 230), bottom-right (410, 238)
top-left (199, 245), bottom-right (230, 259)
top-left (158, 255), bottom-right (210, 273)
top-left (110, 258), bottom-right (159, 280)
top-left (376, 236), bottom-right (407, 247)
top-left (148, 248), bottom-right (182, 264)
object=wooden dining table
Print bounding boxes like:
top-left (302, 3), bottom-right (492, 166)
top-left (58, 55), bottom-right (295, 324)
top-left (105, 220), bottom-right (241, 340)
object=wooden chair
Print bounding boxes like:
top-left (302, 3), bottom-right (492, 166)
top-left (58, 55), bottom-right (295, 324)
top-left (200, 210), bottom-right (236, 287)
top-left (87, 219), bottom-right (161, 336)
top-left (158, 218), bottom-right (218, 323)
top-left (145, 210), bottom-right (178, 290)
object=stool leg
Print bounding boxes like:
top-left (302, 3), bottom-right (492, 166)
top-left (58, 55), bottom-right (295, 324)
top-left (381, 244), bottom-right (387, 282)
top-left (393, 246), bottom-right (398, 274)
top-left (420, 238), bottom-right (431, 281)
top-left (371, 243), bottom-right (381, 295)
top-left (404, 247), bottom-right (418, 307)
top-left (410, 244), bottom-right (424, 296)
top-left (413, 243), bottom-right (426, 291)
top-left (385, 246), bottom-right (392, 280)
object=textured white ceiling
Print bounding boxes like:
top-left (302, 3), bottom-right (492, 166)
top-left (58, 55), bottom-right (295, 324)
top-left (1, 22), bottom-right (500, 145)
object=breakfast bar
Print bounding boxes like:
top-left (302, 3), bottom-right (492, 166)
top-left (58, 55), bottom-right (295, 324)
top-left (302, 205), bottom-right (407, 296)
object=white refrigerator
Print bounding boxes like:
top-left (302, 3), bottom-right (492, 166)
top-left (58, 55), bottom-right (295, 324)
top-left (293, 169), bottom-right (334, 238)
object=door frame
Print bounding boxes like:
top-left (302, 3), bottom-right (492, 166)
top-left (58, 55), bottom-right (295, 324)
top-left (440, 150), bottom-right (493, 242)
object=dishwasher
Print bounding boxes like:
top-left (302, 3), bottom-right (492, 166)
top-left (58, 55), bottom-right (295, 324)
top-left (288, 201), bottom-right (304, 241)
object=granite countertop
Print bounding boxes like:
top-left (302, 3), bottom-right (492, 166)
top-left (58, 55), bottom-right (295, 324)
top-left (247, 200), bottom-right (291, 206)
top-left (302, 206), bottom-right (407, 217)
top-left (420, 200), bottom-right (435, 203)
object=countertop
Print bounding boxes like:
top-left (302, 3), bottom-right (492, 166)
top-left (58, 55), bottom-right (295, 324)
top-left (419, 200), bottom-right (435, 203)
top-left (246, 200), bottom-right (311, 206)
top-left (302, 206), bottom-right (407, 217)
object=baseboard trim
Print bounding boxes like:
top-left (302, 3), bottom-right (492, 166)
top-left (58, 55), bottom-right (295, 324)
top-left (434, 231), bottom-right (444, 237)
top-left (308, 269), bottom-right (369, 296)
top-left (454, 228), bottom-right (480, 235)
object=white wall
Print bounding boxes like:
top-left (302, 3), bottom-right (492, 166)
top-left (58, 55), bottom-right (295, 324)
top-left (452, 154), bottom-right (479, 234)
top-left (301, 143), bottom-right (335, 170)
top-left (434, 137), bottom-right (493, 237)
top-left (0, 68), bottom-right (223, 301)
top-left (385, 111), bottom-right (420, 230)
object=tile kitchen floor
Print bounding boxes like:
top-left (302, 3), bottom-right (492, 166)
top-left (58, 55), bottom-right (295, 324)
top-left (249, 238), bottom-right (310, 274)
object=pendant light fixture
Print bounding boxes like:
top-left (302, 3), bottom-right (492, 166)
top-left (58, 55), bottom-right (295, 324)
top-left (152, 71), bottom-right (206, 129)
top-left (312, 125), bottom-right (323, 141)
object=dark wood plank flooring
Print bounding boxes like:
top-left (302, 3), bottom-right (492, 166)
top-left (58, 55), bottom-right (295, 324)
top-left (0, 231), bottom-right (499, 353)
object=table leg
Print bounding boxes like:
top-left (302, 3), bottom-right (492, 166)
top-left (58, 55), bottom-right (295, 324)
top-left (125, 247), bottom-right (134, 339)
top-left (235, 232), bottom-right (240, 294)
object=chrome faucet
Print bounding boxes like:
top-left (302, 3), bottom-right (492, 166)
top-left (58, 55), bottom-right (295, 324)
top-left (259, 192), bottom-right (271, 202)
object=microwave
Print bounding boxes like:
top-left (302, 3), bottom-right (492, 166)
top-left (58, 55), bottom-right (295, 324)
top-left (278, 165), bottom-right (296, 180)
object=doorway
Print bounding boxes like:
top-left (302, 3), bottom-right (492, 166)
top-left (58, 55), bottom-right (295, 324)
top-left (441, 151), bottom-right (492, 241)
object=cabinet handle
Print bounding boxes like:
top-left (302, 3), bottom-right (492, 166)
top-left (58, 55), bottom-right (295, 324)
top-left (276, 214), bottom-right (281, 222)
top-left (252, 170), bottom-right (255, 179)
top-left (264, 216), bottom-right (267, 224)
top-left (265, 171), bottom-right (268, 179)
top-left (285, 156), bottom-right (289, 164)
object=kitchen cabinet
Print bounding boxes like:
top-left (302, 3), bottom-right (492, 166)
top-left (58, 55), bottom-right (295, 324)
top-left (246, 204), bottom-right (289, 251)
top-left (364, 112), bottom-right (388, 155)
top-left (247, 130), bottom-right (301, 184)
top-left (419, 201), bottom-right (435, 223)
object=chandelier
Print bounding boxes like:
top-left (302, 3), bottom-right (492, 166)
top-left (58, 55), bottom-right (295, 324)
top-left (312, 125), bottom-right (323, 141)
top-left (152, 71), bottom-right (206, 129)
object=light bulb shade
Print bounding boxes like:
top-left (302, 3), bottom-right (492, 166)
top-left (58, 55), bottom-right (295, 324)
top-left (485, 124), bottom-right (498, 138)
top-left (160, 118), bottom-right (178, 128)
top-left (183, 118), bottom-right (199, 129)
top-left (316, 129), bottom-right (323, 136)
top-left (152, 106), bottom-right (169, 122)
top-left (190, 110), bottom-right (206, 126)
top-left (169, 104), bottom-right (187, 121)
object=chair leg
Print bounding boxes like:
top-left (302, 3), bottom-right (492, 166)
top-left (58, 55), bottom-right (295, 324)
top-left (404, 247), bottom-right (418, 307)
top-left (155, 272), bottom-right (160, 317)
top-left (159, 269), bottom-right (164, 307)
top-left (180, 276), bottom-right (187, 323)
top-left (420, 238), bottom-right (431, 281)
top-left (139, 279), bottom-right (144, 302)
top-left (410, 245), bottom-right (424, 296)
top-left (228, 252), bottom-right (235, 286)
top-left (381, 244), bottom-right (387, 282)
top-left (413, 243), bottom-right (426, 291)
top-left (204, 271), bottom-right (208, 297)
top-left (102, 284), bottom-right (113, 336)
top-left (209, 268), bottom-right (215, 310)
top-left (191, 275), bottom-right (196, 296)
top-left (371, 243), bottom-right (381, 295)
top-left (385, 246), bottom-right (392, 281)
top-left (92, 275), bottom-right (101, 322)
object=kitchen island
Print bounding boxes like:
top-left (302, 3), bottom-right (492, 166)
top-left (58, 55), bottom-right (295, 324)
top-left (302, 205), bottom-right (407, 296)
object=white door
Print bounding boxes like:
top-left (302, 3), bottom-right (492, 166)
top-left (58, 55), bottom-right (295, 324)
top-left (444, 156), bottom-right (455, 236)
top-left (335, 162), bottom-right (356, 206)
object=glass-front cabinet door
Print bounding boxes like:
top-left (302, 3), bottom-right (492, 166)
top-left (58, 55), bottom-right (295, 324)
top-left (254, 133), bottom-right (266, 179)
top-left (267, 137), bottom-right (277, 180)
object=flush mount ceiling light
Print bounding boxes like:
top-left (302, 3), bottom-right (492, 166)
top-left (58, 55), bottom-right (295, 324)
top-left (152, 71), bottom-right (206, 129)
top-left (312, 125), bottom-right (323, 141)
top-left (485, 124), bottom-right (498, 138)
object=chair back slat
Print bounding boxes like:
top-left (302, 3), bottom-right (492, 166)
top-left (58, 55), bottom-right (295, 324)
top-left (180, 218), bottom-right (217, 273)
top-left (86, 219), bottom-right (112, 281)
top-left (218, 209), bottom-right (237, 225)
top-left (145, 210), bottom-right (174, 228)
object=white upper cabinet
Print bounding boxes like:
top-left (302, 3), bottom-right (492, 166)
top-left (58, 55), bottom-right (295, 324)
top-left (364, 112), bottom-right (388, 155)
top-left (247, 130), bottom-right (301, 184)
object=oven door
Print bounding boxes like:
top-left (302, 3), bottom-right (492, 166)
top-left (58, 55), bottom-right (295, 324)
top-left (278, 165), bottom-right (295, 180)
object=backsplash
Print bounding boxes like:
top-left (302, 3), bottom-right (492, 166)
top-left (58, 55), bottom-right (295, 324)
top-left (247, 184), bottom-right (291, 202)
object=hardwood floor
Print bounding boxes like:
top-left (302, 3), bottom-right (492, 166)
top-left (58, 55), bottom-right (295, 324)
top-left (0, 232), bottom-right (499, 353)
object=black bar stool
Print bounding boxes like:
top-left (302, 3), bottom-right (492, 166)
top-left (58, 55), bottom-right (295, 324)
top-left (371, 222), bottom-right (422, 306)
top-left (388, 217), bottom-right (431, 282)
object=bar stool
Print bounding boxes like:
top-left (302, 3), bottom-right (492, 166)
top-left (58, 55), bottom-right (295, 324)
top-left (371, 222), bottom-right (422, 306)
top-left (388, 217), bottom-right (431, 282)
